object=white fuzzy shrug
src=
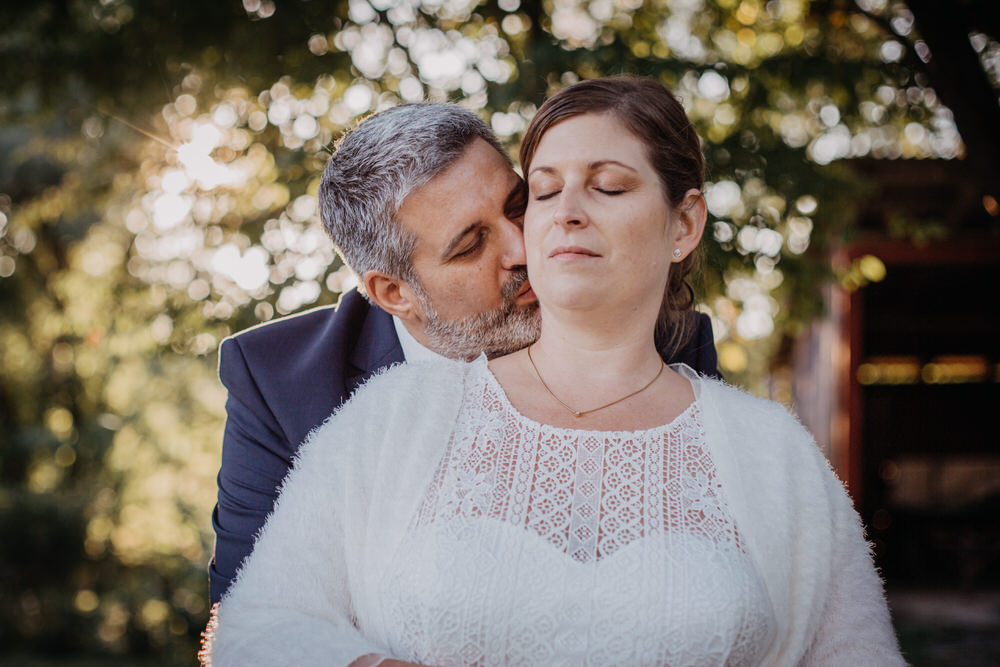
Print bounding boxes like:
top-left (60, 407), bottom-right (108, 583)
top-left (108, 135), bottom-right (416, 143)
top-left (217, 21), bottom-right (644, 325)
top-left (205, 358), bottom-right (904, 666)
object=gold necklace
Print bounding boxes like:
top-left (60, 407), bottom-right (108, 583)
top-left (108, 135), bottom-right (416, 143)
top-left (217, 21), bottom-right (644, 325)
top-left (526, 345), bottom-right (666, 418)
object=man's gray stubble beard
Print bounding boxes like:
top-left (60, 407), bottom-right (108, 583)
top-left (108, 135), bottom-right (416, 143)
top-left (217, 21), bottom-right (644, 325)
top-left (413, 269), bottom-right (541, 361)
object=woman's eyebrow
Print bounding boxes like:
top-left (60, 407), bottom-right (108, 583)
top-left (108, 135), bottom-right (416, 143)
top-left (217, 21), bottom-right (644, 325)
top-left (527, 165), bottom-right (557, 178)
top-left (528, 159), bottom-right (638, 177)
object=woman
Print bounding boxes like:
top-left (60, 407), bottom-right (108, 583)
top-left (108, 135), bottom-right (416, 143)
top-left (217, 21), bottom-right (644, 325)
top-left (204, 77), bottom-right (903, 666)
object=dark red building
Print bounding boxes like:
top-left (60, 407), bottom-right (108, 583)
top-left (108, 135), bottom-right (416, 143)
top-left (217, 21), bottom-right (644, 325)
top-left (794, 158), bottom-right (1000, 589)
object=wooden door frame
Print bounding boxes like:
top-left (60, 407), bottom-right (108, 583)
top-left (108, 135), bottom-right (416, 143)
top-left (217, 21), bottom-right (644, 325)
top-left (834, 234), bottom-right (1000, 507)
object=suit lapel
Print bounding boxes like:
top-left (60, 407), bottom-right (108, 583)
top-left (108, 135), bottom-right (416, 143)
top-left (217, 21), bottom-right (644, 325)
top-left (344, 304), bottom-right (405, 397)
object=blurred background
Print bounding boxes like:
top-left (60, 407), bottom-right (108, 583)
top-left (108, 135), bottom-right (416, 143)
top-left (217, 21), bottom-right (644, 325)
top-left (1, 0), bottom-right (997, 664)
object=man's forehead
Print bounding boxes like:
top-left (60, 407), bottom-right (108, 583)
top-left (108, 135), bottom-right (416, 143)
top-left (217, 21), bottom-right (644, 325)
top-left (397, 144), bottom-right (519, 236)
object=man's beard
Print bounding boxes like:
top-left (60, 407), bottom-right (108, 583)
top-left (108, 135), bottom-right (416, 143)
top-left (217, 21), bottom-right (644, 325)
top-left (412, 268), bottom-right (540, 361)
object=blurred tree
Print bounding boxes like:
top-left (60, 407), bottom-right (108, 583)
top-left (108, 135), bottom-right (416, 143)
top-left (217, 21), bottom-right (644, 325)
top-left (1, 0), bottom-right (997, 660)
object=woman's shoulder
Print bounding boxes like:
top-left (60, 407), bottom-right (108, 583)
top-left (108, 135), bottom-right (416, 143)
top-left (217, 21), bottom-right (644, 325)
top-left (700, 375), bottom-right (796, 422)
top-left (677, 366), bottom-right (792, 424)
top-left (694, 374), bottom-right (848, 510)
top-left (693, 372), bottom-right (822, 461)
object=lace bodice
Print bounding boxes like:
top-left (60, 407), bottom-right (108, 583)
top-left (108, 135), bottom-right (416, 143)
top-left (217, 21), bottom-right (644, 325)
top-left (379, 361), bottom-right (775, 666)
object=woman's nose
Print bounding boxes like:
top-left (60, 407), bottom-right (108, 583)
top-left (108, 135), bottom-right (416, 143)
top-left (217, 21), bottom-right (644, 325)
top-left (553, 190), bottom-right (589, 229)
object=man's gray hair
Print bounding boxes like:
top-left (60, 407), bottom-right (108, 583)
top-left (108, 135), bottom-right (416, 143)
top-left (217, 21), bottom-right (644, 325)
top-left (319, 103), bottom-right (509, 287)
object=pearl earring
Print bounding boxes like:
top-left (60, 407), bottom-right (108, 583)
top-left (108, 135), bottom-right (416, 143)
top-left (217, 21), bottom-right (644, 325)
top-left (672, 248), bottom-right (682, 260)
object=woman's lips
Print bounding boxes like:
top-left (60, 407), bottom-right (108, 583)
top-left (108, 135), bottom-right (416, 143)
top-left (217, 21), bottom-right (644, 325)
top-left (549, 246), bottom-right (600, 258)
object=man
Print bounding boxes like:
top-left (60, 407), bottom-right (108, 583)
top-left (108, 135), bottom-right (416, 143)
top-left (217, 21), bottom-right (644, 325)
top-left (209, 103), bottom-right (720, 604)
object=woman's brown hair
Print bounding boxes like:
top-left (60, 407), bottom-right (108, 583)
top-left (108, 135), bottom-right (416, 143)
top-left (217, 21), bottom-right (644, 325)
top-left (519, 76), bottom-right (705, 360)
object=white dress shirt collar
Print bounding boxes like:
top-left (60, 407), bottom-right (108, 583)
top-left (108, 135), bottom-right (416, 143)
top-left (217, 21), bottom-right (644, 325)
top-left (393, 315), bottom-right (449, 364)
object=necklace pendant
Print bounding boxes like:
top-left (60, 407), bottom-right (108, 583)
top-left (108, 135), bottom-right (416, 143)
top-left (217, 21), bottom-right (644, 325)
top-left (574, 411), bottom-right (583, 418)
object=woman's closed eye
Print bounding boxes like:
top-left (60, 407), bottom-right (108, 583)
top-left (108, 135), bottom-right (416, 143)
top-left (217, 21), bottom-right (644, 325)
top-left (533, 186), bottom-right (627, 201)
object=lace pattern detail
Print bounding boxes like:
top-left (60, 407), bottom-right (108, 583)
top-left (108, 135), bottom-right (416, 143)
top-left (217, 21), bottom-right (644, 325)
top-left (381, 361), bottom-right (775, 666)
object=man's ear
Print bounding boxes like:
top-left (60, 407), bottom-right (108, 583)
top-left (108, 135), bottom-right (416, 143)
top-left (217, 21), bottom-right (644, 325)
top-left (363, 271), bottom-right (424, 322)
top-left (671, 188), bottom-right (708, 261)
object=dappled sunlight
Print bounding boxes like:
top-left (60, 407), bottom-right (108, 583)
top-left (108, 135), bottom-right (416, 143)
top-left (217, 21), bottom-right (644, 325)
top-left (177, 127), bottom-right (239, 191)
top-left (123, 80), bottom-right (346, 322)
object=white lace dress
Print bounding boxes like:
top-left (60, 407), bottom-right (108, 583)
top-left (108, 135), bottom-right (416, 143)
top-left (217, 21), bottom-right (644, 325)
top-left (209, 358), bottom-right (905, 666)
top-left (378, 362), bottom-right (776, 666)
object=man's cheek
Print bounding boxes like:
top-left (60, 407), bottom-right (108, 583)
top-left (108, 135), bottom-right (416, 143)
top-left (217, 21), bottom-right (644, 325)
top-left (430, 282), bottom-right (479, 318)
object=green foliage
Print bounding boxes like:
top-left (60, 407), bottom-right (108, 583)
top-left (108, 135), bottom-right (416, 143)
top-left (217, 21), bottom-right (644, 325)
top-left (0, 0), bottom-right (996, 659)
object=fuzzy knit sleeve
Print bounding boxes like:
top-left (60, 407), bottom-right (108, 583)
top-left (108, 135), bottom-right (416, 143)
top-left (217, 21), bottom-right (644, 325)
top-left (799, 453), bottom-right (906, 666)
top-left (201, 358), bottom-right (469, 667)
top-left (690, 373), bottom-right (905, 666)
top-left (201, 401), bottom-right (388, 667)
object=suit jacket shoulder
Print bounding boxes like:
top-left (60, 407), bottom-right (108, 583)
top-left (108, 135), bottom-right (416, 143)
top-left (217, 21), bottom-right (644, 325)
top-left (219, 289), bottom-right (404, 449)
top-left (662, 312), bottom-right (721, 379)
top-left (210, 289), bottom-right (403, 603)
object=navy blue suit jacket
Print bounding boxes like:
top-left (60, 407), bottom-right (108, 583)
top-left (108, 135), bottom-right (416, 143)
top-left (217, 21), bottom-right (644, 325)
top-left (210, 288), bottom-right (721, 603)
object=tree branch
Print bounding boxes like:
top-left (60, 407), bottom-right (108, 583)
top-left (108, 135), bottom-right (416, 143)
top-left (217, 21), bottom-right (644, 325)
top-left (906, 0), bottom-right (1000, 199)
top-left (852, 4), bottom-right (927, 74)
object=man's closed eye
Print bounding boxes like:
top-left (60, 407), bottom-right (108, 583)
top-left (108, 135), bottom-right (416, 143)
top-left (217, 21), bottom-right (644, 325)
top-left (453, 231), bottom-right (486, 259)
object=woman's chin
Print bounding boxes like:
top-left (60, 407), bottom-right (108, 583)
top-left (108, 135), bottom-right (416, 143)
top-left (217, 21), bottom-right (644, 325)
top-left (534, 285), bottom-right (612, 314)
top-left (534, 282), bottom-right (663, 328)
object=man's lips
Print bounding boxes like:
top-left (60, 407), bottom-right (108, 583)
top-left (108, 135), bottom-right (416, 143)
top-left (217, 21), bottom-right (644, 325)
top-left (549, 246), bottom-right (600, 258)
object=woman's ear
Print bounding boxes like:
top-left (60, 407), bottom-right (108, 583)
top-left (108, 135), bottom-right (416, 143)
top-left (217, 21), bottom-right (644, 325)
top-left (670, 189), bottom-right (707, 262)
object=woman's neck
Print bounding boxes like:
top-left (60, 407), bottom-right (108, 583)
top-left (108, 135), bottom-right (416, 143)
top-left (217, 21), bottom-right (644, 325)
top-left (487, 302), bottom-right (693, 431)
top-left (529, 309), bottom-right (663, 387)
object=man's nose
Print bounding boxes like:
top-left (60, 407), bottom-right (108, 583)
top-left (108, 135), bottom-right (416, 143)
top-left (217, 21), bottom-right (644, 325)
top-left (500, 218), bottom-right (527, 270)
